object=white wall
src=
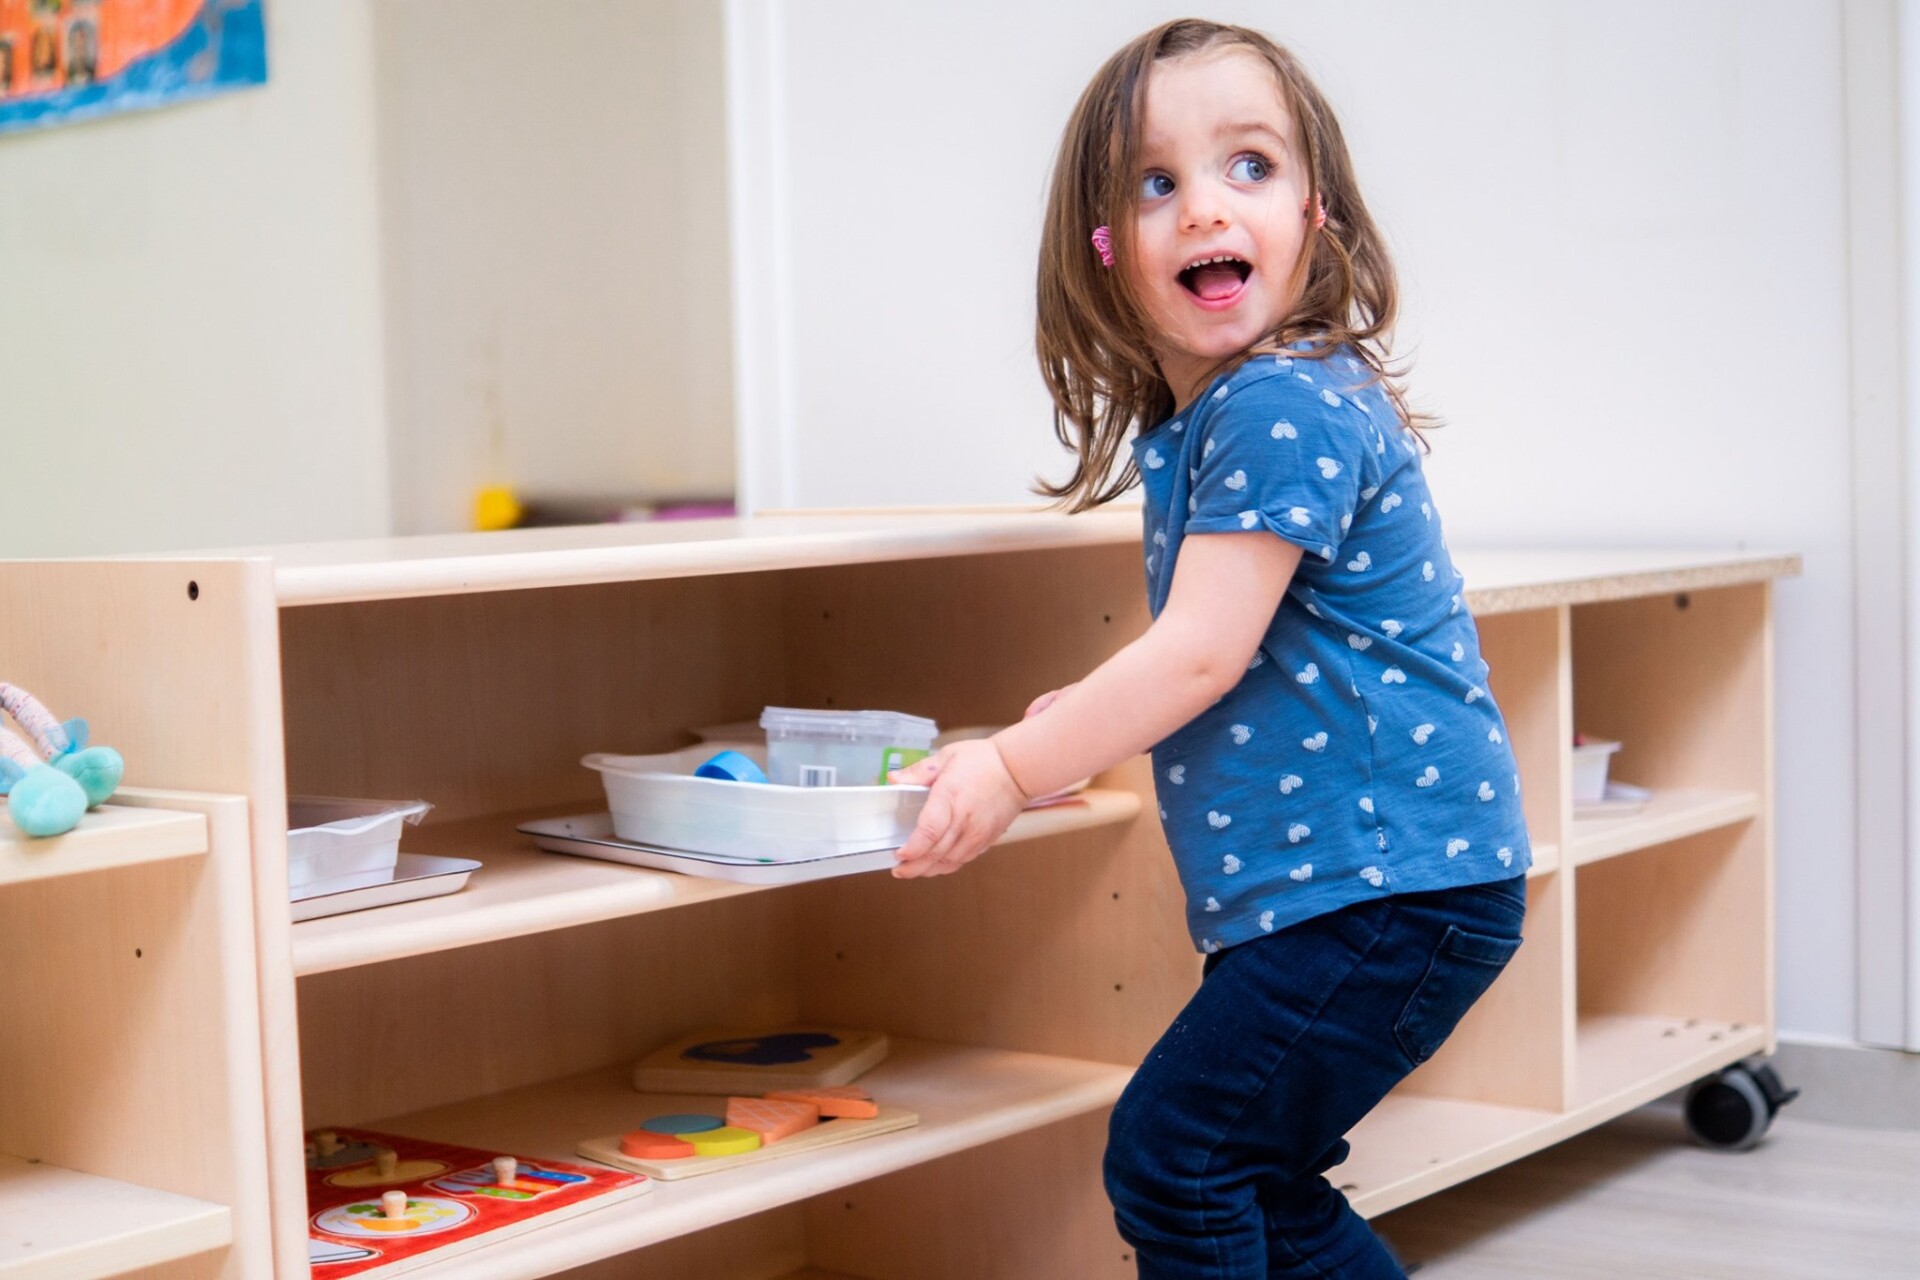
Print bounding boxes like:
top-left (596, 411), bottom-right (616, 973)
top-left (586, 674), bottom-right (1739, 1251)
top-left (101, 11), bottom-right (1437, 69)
top-left (0, 0), bottom-right (390, 557)
top-left (374, 0), bottom-right (734, 536)
top-left (742, 1), bottom-right (1860, 1041)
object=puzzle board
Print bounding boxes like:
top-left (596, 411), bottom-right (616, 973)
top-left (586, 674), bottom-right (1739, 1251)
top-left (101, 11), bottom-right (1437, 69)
top-left (577, 1096), bottom-right (919, 1181)
top-left (305, 1128), bottom-right (648, 1277)
top-left (632, 1026), bottom-right (889, 1093)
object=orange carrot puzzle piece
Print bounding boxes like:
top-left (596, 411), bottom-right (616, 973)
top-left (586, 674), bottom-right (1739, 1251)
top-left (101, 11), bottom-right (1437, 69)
top-left (725, 1095), bottom-right (821, 1143)
top-left (763, 1085), bottom-right (880, 1120)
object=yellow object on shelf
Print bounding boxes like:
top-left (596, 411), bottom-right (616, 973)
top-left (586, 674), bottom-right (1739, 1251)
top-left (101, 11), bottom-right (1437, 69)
top-left (474, 486), bottom-right (524, 533)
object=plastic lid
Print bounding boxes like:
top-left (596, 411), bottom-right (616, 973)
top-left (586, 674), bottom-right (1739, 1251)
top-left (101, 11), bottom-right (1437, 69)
top-left (758, 706), bottom-right (938, 738)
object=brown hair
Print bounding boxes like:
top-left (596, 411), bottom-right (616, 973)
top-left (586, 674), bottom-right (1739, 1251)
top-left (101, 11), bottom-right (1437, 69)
top-left (1034, 19), bottom-right (1430, 512)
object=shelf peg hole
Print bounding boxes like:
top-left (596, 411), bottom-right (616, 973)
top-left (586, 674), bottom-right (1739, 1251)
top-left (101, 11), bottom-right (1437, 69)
top-left (1675, 592), bottom-right (1691, 610)
top-left (134, 948), bottom-right (142, 958)
top-left (1114, 983), bottom-right (1123, 992)
top-left (186, 581), bottom-right (199, 601)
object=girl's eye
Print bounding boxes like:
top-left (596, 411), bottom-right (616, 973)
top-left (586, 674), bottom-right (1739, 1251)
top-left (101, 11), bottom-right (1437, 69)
top-left (1141, 172), bottom-right (1175, 199)
top-left (1228, 154), bottom-right (1271, 183)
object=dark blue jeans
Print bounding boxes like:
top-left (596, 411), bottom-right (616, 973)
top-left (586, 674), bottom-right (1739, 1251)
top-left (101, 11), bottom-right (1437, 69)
top-left (1106, 874), bottom-right (1528, 1278)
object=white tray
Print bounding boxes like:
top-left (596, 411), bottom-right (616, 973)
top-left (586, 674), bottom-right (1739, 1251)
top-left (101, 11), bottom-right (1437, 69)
top-left (518, 813), bottom-right (899, 884)
top-left (289, 852), bottom-right (482, 921)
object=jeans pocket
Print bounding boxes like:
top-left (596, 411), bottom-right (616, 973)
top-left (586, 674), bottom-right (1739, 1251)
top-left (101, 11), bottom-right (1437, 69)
top-left (1393, 924), bottom-right (1524, 1066)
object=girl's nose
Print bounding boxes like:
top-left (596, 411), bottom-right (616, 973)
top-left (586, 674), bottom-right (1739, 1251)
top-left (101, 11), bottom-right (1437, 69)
top-left (1176, 178), bottom-right (1230, 232)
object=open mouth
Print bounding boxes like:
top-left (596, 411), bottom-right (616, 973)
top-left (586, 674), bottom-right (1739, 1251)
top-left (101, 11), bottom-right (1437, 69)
top-left (1178, 255), bottom-right (1252, 303)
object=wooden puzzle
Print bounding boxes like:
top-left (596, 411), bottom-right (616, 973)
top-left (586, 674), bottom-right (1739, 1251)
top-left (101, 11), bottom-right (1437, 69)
top-left (305, 1127), bottom-right (648, 1276)
top-left (631, 1025), bottom-right (890, 1094)
top-left (576, 1081), bottom-right (918, 1181)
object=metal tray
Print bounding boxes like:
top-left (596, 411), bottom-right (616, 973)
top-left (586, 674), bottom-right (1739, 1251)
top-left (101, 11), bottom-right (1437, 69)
top-left (518, 813), bottom-right (899, 884)
top-left (289, 852), bottom-right (482, 922)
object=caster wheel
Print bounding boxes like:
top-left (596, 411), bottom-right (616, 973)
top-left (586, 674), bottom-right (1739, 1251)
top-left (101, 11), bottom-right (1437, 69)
top-left (1683, 1059), bottom-right (1800, 1151)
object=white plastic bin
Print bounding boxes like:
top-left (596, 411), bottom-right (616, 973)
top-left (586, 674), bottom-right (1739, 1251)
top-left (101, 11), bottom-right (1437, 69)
top-left (287, 797), bottom-right (431, 892)
top-left (582, 744), bottom-right (928, 860)
top-left (1570, 738), bottom-right (1622, 804)
top-left (759, 707), bottom-right (938, 787)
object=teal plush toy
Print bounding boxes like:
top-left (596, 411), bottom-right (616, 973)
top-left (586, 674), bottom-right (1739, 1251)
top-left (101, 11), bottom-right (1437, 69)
top-left (0, 683), bottom-right (124, 838)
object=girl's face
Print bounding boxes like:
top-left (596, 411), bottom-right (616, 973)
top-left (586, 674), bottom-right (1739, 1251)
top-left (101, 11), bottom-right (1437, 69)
top-left (1127, 47), bottom-right (1311, 408)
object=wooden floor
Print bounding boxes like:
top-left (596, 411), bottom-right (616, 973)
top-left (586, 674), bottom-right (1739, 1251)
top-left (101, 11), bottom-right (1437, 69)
top-left (1373, 1102), bottom-right (1920, 1279)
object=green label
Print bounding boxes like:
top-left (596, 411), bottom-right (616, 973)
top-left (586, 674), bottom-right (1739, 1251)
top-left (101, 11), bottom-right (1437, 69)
top-left (877, 746), bottom-right (930, 784)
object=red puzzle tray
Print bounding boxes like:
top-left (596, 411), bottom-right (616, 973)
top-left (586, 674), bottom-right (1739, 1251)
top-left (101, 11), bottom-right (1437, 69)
top-left (305, 1127), bottom-right (649, 1277)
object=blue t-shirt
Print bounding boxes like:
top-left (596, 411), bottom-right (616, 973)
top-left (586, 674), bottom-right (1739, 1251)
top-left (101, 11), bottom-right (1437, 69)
top-left (1131, 344), bottom-right (1533, 954)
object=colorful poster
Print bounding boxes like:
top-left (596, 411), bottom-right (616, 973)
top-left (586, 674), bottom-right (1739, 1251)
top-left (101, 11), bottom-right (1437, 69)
top-left (0, 0), bottom-right (265, 135)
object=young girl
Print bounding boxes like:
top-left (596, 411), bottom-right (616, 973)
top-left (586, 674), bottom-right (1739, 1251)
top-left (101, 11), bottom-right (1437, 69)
top-left (889, 19), bottom-right (1531, 1278)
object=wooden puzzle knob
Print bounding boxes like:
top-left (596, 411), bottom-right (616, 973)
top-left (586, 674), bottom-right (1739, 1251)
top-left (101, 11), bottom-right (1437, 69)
top-left (315, 1130), bottom-right (340, 1156)
top-left (493, 1156), bottom-right (517, 1187)
top-left (381, 1189), bottom-right (407, 1219)
top-left (374, 1148), bottom-right (397, 1179)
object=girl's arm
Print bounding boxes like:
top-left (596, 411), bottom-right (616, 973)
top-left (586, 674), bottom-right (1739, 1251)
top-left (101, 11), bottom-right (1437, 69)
top-left (888, 530), bottom-right (1304, 877)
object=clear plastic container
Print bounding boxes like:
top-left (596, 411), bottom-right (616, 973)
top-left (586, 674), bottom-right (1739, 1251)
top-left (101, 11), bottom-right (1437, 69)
top-left (759, 707), bottom-right (938, 787)
top-left (1570, 738), bottom-right (1622, 804)
top-left (286, 797), bottom-right (431, 892)
top-left (582, 744), bottom-right (927, 860)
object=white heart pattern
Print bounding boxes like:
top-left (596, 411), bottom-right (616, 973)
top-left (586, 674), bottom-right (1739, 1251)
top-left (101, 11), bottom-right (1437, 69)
top-left (1360, 485), bottom-right (1380, 501)
top-left (1317, 457), bottom-right (1342, 479)
top-left (1421, 502), bottom-right (1432, 520)
top-left (1296, 371), bottom-right (1314, 383)
top-left (1381, 667), bottom-right (1407, 684)
top-left (1489, 727), bottom-right (1503, 743)
top-left (1416, 765), bottom-right (1440, 787)
top-left (1381, 619), bottom-right (1403, 638)
top-left (1452, 642), bottom-right (1466, 661)
top-left (1203, 437), bottom-right (1216, 457)
top-left (1239, 511), bottom-right (1259, 530)
top-left (1497, 847), bottom-right (1514, 867)
top-left (1348, 552), bottom-right (1372, 572)
top-left (1303, 731), bottom-right (1329, 752)
top-left (1279, 774), bottom-right (1303, 794)
top-left (1360, 866), bottom-right (1385, 887)
top-left (1340, 513), bottom-right (1353, 532)
top-left (1205, 896), bottom-right (1221, 912)
top-left (1168, 765), bottom-right (1186, 785)
top-left (1288, 822), bottom-right (1311, 843)
top-left (1319, 545), bottom-right (1334, 561)
top-left (1247, 650), bottom-right (1266, 669)
top-left (1411, 723), bottom-right (1434, 745)
top-left (1271, 420), bottom-right (1298, 439)
top-left (1287, 506), bottom-right (1311, 526)
top-left (1296, 663), bottom-right (1320, 685)
top-left (1367, 715), bottom-right (1378, 734)
top-left (1153, 529), bottom-right (1167, 546)
top-left (1319, 389), bottom-right (1341, 407)
top-left (1222, 854), bottom-right (1242, 874)
top-left (1260, 910), bottom-right (1276, 932)
top-left (1204, 939), bottom-right (1220, 953)
top-left (1446, 838), bottom-right (1470, 857)
top-left (1348, 634), bottom-right (1372, 651)
top-left (1422, 561), bottom-right (1436, 582)
top-left (1189, 495), bottom-right (1198, 514)
top-left (1224, 469), bottom-right (1248, 492)
top-left (1172, 420), bottom-right (1185, 433)
top-left (1208, 810), bottom-right (1232, 830)
top-left (1477, 781), bottom-right (1495, 802)
top-left (1358, 796), bottom-right (1374, 814)
top-left (1290, 863), bottom-right (1313, 881)
top-left (1213, 384), bottom-right (1230, 401)
top-left (1465, 685), bottom-right (1484, 703)
top-left (1144, 447), bottom-right (1165, 470)
top-left (1379, 492), bottom-right (1403, 513)
top-left (1230, 724), bottom-right (1252, 745)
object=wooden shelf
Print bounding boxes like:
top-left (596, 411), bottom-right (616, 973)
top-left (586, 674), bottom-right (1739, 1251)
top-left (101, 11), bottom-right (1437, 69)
top-left (1571, 1013), bottom-right (1766, 1113)
top-left (290, 789), bottom-right (1142, 976)
top-left (1569, 788), bottom-right (1759, 866)
top-left (1338, 1012), bottom-right (1764, 1218)
top-left (0, 1154), bottom-right (230, 1280)
top-left (348, 1038), bottom-right (1132, 1280)
top-left (0, 804), bottom-right (206, 888)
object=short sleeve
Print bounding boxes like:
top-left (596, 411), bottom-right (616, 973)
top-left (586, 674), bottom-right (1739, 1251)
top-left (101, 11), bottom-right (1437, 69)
top-left (1184, 372), bottom-right (1376, 563)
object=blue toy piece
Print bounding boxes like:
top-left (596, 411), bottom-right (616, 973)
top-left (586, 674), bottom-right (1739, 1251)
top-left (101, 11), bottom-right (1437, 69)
top-left (693, 749), bottom-right (769, 784)
top-left (0, 685), bottom-right (125, 838)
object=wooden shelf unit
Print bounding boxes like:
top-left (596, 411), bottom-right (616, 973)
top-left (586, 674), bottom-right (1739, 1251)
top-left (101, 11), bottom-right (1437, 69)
top-left (0, 780), bottom-right (272, 1279)
top-left (1, 518), bottom-right (1797, 1278)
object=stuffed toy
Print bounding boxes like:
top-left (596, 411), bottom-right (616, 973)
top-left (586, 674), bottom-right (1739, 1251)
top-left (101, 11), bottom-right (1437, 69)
top-left (0, 683), bottom-right (123, 837)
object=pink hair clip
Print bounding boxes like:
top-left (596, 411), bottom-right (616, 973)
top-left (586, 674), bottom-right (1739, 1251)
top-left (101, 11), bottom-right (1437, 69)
top-left (1091, 225), bottom-right (1115, 268)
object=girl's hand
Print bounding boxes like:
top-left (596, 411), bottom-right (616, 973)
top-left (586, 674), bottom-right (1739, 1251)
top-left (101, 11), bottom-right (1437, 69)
top-left (1023, 683), bottom-right (1078, 718)
top-left (887, 739), bottom-right (1029, 878)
